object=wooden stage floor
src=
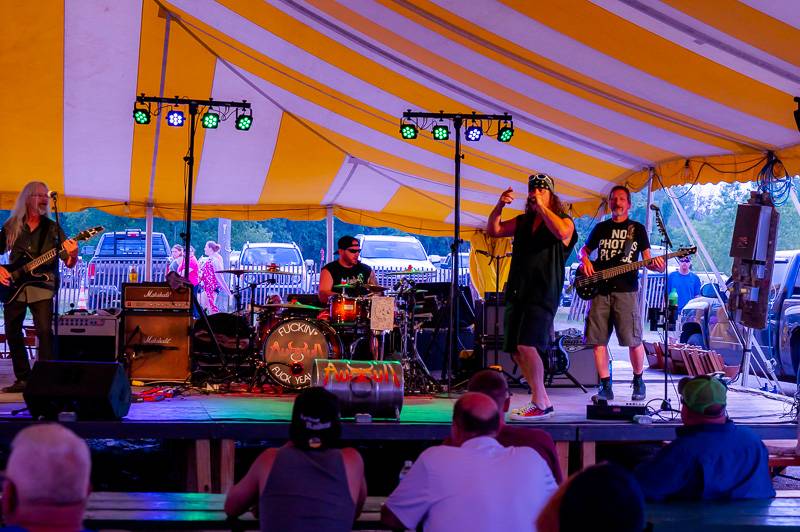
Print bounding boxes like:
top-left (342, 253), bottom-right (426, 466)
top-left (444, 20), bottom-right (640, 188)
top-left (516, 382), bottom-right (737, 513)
top-left (0, 361), bottom-right (795, 443)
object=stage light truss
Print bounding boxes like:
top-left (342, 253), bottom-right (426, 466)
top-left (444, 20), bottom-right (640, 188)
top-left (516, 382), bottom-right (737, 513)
top-left (399, 111), bottom-right (513, 144)
top-left (133, 94), bottom-right (252, 131)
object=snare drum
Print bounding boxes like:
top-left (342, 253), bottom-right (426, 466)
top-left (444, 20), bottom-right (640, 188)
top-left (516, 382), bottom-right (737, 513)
top-left (329, 294), bottom-right (368, 325)
top-left (261, 318), bottom-right (343, 389)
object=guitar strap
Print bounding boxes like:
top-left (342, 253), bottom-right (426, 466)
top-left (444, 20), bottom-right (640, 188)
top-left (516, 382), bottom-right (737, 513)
top-left (620, 223), bottom-right (636, 260)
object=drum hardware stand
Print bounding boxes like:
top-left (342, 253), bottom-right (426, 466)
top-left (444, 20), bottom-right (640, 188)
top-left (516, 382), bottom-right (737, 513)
top-left (476, 250), bottom-right (527, 390)
top-left (395, 279), bottom-right (440, 395)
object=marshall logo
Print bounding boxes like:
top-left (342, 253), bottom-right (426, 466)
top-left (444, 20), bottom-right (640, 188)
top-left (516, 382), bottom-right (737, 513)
top-left (144, 335), bottom-right (172, 344)
top-left (144, 289), bottom-right (172, 299)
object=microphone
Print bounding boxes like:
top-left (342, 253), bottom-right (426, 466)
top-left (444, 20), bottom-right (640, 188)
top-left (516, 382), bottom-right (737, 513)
top-left (649, 204), bottom-right (660, 212)
top-left (48, 190), bottom-right (58, 199)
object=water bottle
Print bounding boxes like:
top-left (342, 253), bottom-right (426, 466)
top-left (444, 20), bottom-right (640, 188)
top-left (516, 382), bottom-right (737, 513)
top-left (398, 460), bottom-right (413, 482)
top-left (668, 288), bottom-right (678, 307)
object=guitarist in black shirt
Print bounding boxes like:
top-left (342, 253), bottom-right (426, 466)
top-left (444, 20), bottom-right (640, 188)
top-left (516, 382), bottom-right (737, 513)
top-left (577, 186), bottom-right (664, 402)
top-left (0, 182), bottom-right (79, 393)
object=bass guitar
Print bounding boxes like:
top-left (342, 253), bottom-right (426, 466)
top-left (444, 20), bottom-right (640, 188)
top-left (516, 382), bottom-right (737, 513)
top-left (0, 226), bottom-right (103, 304)
top-left (573, 246), bottom-right (696, 301)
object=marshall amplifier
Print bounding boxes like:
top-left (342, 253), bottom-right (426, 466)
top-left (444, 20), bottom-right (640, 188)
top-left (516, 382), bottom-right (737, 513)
top-left (122, 282), bottom-right (192, 311)
top-left (123, 311), bottom-right (192, 381)
top-left (57, 313), bottom-right (120, 362)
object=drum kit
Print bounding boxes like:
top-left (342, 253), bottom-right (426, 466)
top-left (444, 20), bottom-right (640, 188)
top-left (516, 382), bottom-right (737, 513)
top-left (190, 268), bottom-right (442, 394)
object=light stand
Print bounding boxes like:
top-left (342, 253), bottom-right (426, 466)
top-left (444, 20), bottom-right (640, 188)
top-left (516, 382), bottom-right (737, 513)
top-left (402, 110), bottom-right (512, 393)
top-left (651, 205), bottom-right (678, 414)
top-left (134, 95), bottom-right (251, 282)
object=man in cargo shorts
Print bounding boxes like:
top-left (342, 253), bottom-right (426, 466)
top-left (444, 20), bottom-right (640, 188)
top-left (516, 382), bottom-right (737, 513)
top-left (577, 185), bottom-right (663, 402)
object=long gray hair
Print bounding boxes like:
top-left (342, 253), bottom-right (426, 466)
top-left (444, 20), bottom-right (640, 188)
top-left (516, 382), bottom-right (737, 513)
top-left (4, 181), bottom-right (50, 249)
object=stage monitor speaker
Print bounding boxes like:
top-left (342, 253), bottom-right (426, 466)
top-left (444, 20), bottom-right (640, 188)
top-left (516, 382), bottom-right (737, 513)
top-left (123, 312), bottom-right (191, 380)
top-left (23, 361), bottom-right (131, 420)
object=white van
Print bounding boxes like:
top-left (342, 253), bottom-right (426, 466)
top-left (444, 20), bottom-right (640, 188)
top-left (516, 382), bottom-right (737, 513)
top-left (355, 234), bottom-right (437, 283)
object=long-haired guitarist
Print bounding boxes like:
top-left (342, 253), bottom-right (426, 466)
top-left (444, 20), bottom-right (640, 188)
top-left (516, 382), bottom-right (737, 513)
top-left (577, 185), bottom-right (664, 402)
top-left (487, 174), bottom-right (577, 420)
top-left (0, 182), bottom-right (79, 393)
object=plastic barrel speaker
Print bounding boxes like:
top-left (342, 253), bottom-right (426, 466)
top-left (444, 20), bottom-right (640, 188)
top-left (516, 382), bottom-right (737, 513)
top-left (312, 359), bottom-right (404, 419)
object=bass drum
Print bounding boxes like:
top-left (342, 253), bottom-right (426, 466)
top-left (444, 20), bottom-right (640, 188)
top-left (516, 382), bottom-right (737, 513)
top-left (192, 313), bottom-right (252, 362)
top-left (261, 318), bottom-right (343, 390)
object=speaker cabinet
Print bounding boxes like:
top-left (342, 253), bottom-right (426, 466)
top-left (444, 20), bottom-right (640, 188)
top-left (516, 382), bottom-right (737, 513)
top-left (123, 312), bottom-right (191, 380)
top-left (23, 361), bottom-right (131, 420)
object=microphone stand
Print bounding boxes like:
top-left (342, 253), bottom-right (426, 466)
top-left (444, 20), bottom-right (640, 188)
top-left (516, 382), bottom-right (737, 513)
top-left (477, 250), bottom-right (525, 388)
top-left (651, 206), bottom-right (678, 415)
top-left (50, 192), bottom-right (62, 359)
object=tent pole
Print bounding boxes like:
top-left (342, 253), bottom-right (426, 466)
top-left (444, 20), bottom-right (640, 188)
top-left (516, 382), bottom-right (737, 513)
top-left (790, 188), bottom-right (800, 219)
top-left (446, 116), bottom-right (464, 395)
top-left (145, 201), bottom-right (154, 281)
top-left (639, 170), bottom-right (654, 332)
top-left (326, 206), bottom-right (334, 264)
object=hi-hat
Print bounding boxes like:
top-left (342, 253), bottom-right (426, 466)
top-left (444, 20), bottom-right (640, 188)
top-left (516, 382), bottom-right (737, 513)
top-left (333, 282), bottom-right (388, 292)
top-left (218, 268), bottom-right (299, 276)
top-left (384, 269), bottom-right (431, 276)
top-left (255, 302), bottom-right (323, 311)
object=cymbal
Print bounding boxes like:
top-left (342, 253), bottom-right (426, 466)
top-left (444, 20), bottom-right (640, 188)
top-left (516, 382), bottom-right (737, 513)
top-left (255, 302), bottom-right (323, 311)
top-left (333, 283), bottom-right (388, 292)
top-left (218, 268), bottom-right (298, 276)
top-left (384, 269), bottom-right (432, 276)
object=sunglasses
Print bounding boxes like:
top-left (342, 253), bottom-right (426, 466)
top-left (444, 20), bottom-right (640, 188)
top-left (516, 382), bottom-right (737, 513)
top-left (346, 248), bottom-right (361, 254)
top-left (528, 173), bottom-right (554, 191)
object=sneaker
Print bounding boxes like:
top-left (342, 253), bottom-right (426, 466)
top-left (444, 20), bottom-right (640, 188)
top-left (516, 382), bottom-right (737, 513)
top-left (510, 402), bottom-right (554, 421)
top-left (631, 378), bottom-right (646, 401)
top-left (592, 379), bottom-right (614, 402)
top-left (2, 380), bottom-right (27, 393)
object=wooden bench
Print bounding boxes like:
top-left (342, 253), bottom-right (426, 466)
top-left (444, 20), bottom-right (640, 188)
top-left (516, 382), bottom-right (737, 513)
top-left (646, 491), bottom-right (800, 530)
top-left (82, 492), bottom-right (389, 530)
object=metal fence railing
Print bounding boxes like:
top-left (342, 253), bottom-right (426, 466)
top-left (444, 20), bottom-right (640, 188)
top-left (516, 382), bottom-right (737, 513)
top-left (54, 259), bottom-right (471, 313)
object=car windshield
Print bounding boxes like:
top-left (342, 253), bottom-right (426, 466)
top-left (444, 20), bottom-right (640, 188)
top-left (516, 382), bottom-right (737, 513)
top-left (241, 247), bottom-right (301, 266)
top-left (361, 240), bottom-right (427, 261)
top-left (772, 257), bottom-right (790, 292)
top-left (96, 234), bottom-right (168, 256)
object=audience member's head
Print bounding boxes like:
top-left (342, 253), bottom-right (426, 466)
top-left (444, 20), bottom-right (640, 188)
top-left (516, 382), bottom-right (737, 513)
top-left (537, 462), bottom-right (646, 532)
top-left (678, 375), bottom-right (727, 425)
top-left (2, 424), bottom-right (91, 531)
top-left (289, 387), bottom-right (342, 450)
top-left (451, 392), bottom-right (500, 446)
top-left (468, 369), bottom-right (510, 416)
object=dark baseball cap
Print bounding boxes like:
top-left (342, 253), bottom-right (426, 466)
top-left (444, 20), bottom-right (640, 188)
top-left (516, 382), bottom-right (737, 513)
top-left (289, 387), bottom-right (342, 449)
top-left (337, 235), bottom-right (358, 251)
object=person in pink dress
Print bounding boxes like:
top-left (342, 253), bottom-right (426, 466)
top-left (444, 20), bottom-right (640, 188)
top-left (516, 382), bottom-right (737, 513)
top-left (177, 245), bottom-right (200, 286)
top-left (200, 240), bottom-right (230, 314)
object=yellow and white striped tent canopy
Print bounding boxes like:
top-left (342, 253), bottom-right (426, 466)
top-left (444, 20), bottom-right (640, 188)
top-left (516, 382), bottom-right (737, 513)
top-left (3, 0), bottom-right (799, 236)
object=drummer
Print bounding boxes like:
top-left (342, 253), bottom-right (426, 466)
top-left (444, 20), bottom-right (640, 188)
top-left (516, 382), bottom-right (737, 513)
top-left (318, 235), bottom-right (377, 304)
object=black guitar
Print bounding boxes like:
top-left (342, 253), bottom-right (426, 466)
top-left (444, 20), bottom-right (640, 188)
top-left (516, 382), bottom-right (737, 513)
top-left (573, 246), bottom-right (697, 300)
top-left (0, 226), bottom-right (103, 304)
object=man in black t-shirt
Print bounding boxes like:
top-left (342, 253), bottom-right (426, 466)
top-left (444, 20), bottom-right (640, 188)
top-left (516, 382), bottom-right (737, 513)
top-left (577, 186), bottom-right (664, 402)
top-left (0, 182), bottom-right (79, 393)
top-left (317, 235), bottom-right (376, 304)
top-left (487, 174), bottom-right (577, 420)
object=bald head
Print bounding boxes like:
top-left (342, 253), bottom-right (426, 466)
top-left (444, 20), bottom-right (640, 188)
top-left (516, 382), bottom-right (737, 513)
top-left (452, 392), bottom-right (500, 441)
top-left (6, 424), bottom-right (91, 504)
top-left (468, 369), bottom-right (509, 412)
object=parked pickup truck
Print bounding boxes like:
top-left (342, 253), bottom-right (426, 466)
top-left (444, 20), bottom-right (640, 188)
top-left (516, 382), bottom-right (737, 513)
top-left (678, 250), bottom-right (800, 380)
top-left (86, 229), bottom-right (171, 309)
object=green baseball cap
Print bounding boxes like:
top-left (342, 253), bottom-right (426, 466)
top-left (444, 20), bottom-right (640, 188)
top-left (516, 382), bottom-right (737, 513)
top-left (678, 376), bottom-right (727, 415)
